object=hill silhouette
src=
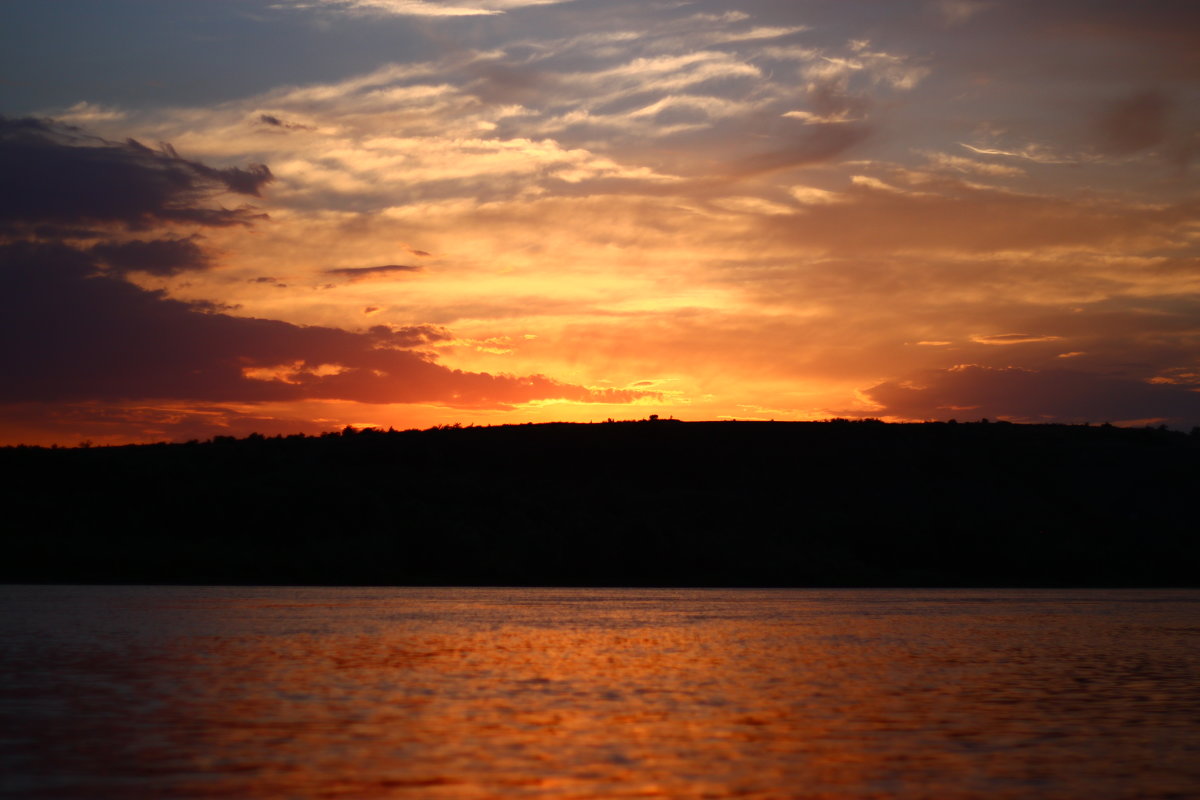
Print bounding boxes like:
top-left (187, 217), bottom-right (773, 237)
top-left (3, 419), bottom-right (1197, 586)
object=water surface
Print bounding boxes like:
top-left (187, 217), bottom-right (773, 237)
top-left (1, 587), bottom-right (1197, 798)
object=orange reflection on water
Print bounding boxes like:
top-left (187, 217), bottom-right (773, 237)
top-left (3, 587), bottom-right (1198, 799)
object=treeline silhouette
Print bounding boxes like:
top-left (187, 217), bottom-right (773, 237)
top-left (3, 419), bottom-right (1197, 586)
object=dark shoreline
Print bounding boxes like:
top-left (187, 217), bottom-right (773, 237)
top-left (4, 420), bottom-right (1198, 587)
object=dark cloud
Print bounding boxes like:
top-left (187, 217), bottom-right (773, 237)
top-left (807, 80), bottom-right (871, 123)
top-left (366, 324), bottom-right (449, 348)
top-left (324, 264), bottom-right (422, 281)
top-left (464, 62), bottom-right (549, 105)
top-left (1096, 90), bottom-right (1171, 155)
top-left (0, 241), bottom-right (642, 409)
top-left (865, 365), bottom-right (1200, 426)
top-left (144, 140), bottom-right (272, 197)
top-left (732, 124), bottom-right (872, 178)
top-left (89, 237), bottom-right (209, 276)
top-left (1019, 0), bottom-right (1200, 56)
top-left (258, 113), bottom-right (315, 131)
top-left (0, 116), bottom-right (271, 232)
top-left (925, 0), bottom-right (1200, 88)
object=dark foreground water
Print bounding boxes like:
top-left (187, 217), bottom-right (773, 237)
top-left (0, 587), bottom-right (1197, 799)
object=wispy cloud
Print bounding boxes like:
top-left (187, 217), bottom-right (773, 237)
top-left (279, 0), bottom-right (569, 18)
top-left (324, 264), bottom-right (423, 281)
top-left (970, 333), bottom-right (1063, 345)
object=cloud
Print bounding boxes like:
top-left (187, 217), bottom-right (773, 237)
top-left (89, 237), bottom-right (210, 276)
top-left (365, 323), bottom-right (448, 346)
top-left (0, 116), bottom-right (271, 232)
top-left (1010, 1), bottom-right (1200, 52)
top-left (56, 102), bottom-right (127, 124)
top-left (865, 364), bottom-right (1200, 426)
top-left (788, 185), bottom-right (845, 205)
top-left (958, 142), bottom-right (1078, 165)
top-left (14, 3), bottom-right (1195, 439)
top-left (0, 400), bottom-right (342, 447)
top-left (758, 176), bottom-right (1200, 254)
top-left (285, 0), bottom-right (567, 18)
top-left (1095, 89), bottom-right (1171, 155)
top-left (732, 124), bottom-right (872, 178)
top-left (970, 333), bottom-right (1062, 345)
top-left (932, 0), bottom-right (992, 27)
top-left (324, 264), bottom-right (423, 281)
top-left (75, 8), bottom-right (938, 212)
top-left (924, 152), bottom-right (1025, 177)
top-left (0, 118), bottom-right (647, 425)
top-left (0, 241), bottom-right (643, 408)
top-left (258, 114), bottom-right (315, 132)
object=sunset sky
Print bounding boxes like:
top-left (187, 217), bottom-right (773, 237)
top-left (2, 0), bottom-right (1198, 444)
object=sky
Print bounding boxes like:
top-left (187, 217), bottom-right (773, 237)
top-left (2, 0), bottom-right (1198, 444)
